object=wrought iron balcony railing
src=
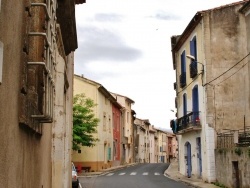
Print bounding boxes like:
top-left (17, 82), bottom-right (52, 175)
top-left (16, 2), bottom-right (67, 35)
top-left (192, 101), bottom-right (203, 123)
top-left (176, 111), bottom-right (201, 134)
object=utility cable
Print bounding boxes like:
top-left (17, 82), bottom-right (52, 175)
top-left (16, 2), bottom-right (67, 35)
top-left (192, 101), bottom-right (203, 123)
top-left (177, 72), bottom-right (202, 95)
top-left (216, 60), bottom-right (248, 86)
top-left (204, 52), bottom-right (250, 86)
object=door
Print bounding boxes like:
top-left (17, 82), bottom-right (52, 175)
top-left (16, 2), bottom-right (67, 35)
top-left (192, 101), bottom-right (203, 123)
top-left (196, 137), bottom-right (202, 177)
top-left (185, 142), bottom-right (192, 178)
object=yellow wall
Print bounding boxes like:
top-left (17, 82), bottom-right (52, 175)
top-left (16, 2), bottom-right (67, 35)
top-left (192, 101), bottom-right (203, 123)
top-left (73, 75), bottom-right (114, 172)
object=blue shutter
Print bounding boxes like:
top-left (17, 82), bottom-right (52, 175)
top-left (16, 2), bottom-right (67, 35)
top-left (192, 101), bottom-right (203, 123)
top-left (183, 93), bottom-right (187, 116)
top-left (190, 36), bottom-right (197, 60)
top-left (181, 51), bottom-right (186, 74)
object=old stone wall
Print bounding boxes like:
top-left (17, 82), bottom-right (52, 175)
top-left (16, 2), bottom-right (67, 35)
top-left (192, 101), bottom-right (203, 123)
top-left (215, 147), bottom-right (250, 188)
top-left (203, 4), bottom-right (249, 132)
top-left (0, 0), bottom-right (53, 187)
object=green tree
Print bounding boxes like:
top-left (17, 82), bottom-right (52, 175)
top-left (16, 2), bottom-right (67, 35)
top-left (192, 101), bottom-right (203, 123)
top-left (72, 93), bottom-right (99, 151)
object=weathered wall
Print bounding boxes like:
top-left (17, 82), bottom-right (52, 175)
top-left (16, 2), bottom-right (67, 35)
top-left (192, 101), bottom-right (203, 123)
top-left (0, 0), bottom-right (52, 187)
top-left (215, 147), bottom-right (250, 188)
top-left (0, 0), bottom-right (76, 187)
top-left (204, 4), bottom-right (249, 132)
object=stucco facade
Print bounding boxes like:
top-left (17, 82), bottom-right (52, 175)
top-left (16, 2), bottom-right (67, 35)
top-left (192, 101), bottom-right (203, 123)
top-left (134, 118), bottom-right (150, 163)
top-left (171, 0), bottom-right (249, 183)
top-left (0, 0), bottom-right (81, 187)
top-left (111, 93), bottom-right (135, 164)
top-left (112, 104), bottom-right (122, 166)
top-left (73, 75), bottom-right (123, 172)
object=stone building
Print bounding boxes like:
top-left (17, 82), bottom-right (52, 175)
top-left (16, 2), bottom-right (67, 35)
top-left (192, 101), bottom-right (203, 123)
top-left (0, 0), bottom-right (84, 187)
top-left (171, 0), bottom-right (249, 184)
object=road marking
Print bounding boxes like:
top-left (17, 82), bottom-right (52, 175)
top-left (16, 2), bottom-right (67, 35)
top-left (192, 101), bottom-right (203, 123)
top-left (79, 183), bottom-right (82, 188)
top-left (119, 172), bottom-right (126, 175)
top-left (106, 173), bottom-right (114, 176)
top-left (130, 172), bottom-right (137, 175)
top-left (142, 172), bottom-right (148, 175)
top-left (154, 172), bottom-right (160, 175)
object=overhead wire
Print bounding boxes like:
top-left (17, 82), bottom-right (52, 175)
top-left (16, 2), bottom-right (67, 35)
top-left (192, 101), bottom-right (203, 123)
top-left (204, 52), bottom-right (250, 86)
top-left (216, 59), bottom-right (248, 86)
top-left (177, 72), bottom-right (202, 95)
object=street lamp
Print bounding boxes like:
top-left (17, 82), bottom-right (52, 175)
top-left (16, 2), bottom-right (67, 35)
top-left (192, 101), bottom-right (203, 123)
top-left (186, 54), bottom-right (204, 73)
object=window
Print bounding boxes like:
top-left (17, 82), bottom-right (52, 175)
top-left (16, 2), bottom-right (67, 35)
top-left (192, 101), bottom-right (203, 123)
top-left (183, 93), bottom-right (187, 116)
top-left (190, 36), bottom-right (197, 60)
top-left (19, 0), bottom-right (57, 132)
top-left (103, 112), bottom-right (107, 131)
top-left (127, 111), bottom-right (129, 123)
top-left (189, 36), bottom-right (198, 78)
top-left (108, 115), bottom-right (111, 132)
top-left (179, 50), bottom-right (186, 88)
top-left (108, 147), bottom-right (111, 161)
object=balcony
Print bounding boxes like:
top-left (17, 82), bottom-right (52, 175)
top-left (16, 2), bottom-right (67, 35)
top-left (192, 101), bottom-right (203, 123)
top-left (189, 61), bottom-right (197, 78)
top-left (179, 73), bottom-right (186, 88)
top-left (176, 111), bottom-right (201, 134)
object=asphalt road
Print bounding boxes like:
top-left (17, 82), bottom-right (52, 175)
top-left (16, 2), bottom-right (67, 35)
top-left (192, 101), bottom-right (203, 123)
top-left (79, 163), bottom-right (192, 188)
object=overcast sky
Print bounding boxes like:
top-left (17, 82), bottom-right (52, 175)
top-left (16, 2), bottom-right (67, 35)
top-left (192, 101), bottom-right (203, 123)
top-left (74, 0), bottom-right (239, 130)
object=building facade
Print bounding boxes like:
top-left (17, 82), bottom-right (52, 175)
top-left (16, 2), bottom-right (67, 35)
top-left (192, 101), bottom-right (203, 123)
top-left (111, 93), bottom-right (135, 164)
top-left (112, 101), bottom-right (123, 166)
top-left (73, 75), bottom-right (123, 172)
top-left (171, 0), bottom-right (249, 183)
top-left (0, 0), bottom-right (83, 187)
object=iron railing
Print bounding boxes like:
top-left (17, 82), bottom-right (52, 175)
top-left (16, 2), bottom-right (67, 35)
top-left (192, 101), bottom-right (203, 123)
top-left (177, 111), bottom-right (201, 132)
top-left (217, 128), bottom-right (250, 148)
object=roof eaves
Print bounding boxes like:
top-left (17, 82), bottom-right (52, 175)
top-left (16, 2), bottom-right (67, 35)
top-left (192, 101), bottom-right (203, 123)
top-left (239, 0), bottom-right (250, 13)
top-left (172, 12), bottom-right (203, 52)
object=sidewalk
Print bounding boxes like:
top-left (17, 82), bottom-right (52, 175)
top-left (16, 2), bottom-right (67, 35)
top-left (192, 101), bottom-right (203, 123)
top-left (164, 160), bottom-right (218, 188)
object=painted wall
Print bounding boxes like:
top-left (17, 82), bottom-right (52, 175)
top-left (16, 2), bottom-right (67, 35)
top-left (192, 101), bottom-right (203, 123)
top-left (215, 148), bottom-right (250, 188)
top-left (0, 1), bottom-right (75, 187)
top-left (73, 76), bottom-right (114, 172)
top-left (174, 2), bottom-right (249, 183)
top-left (112, 94), bottom-right (134, 164)
top-left (112, 104), bottom-right (121, 166)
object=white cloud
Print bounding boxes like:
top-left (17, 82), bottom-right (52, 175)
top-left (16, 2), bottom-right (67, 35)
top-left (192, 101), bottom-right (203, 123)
top-left (75, 0), bottom-right (239, 129)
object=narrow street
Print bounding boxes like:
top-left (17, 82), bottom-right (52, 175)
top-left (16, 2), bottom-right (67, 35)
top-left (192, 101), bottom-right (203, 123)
top-left (79, 163), bottom-right (192, 188)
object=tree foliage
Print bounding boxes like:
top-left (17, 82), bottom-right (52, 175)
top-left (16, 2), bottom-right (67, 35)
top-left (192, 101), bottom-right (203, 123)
top-left (72, 93), bottom-right (99, 151)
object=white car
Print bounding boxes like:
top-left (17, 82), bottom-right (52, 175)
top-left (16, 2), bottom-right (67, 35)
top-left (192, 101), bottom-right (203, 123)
top-left (72, 163), bottom-right (79, 188)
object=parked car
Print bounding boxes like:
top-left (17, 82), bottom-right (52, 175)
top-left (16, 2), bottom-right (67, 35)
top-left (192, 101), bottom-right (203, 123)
top-left (72, 163), bottom-right (79, 188)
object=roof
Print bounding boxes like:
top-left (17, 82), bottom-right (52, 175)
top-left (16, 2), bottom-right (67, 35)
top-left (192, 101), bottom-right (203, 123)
top-left (172, 0), bottom-right (248, 52)
top-left (171, 0), bottom-right (248, 69)
top-left (239, 0), bottom-right (250, 13)
top-left (74, 74), bottom-right (123, 109)
top-left (110, 92), bottom-right (135, 104)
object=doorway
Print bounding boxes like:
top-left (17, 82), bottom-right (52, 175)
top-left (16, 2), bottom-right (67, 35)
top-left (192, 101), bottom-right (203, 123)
top-left (232, 161), bottom-right (240, 188)
top-left (196, 137), bottom-right (202, 177)
top-left (185, 142), bottom-right (192, 178)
